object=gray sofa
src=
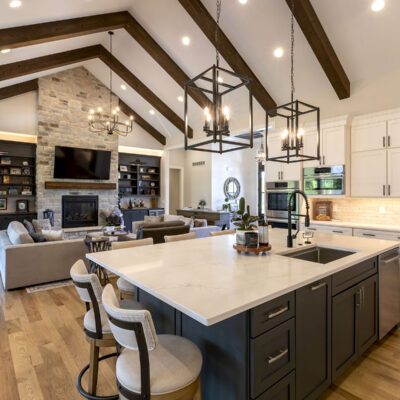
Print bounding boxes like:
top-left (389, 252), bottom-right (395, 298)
top-left (0, 228), bottom-right (88, 290)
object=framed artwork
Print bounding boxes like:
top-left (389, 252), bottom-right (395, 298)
top-left (3, 176), bottom-right (10, 184)
top-left (0, 198), bottom-right (6, 210)
top-left (10, 168), bottom-right (22, 175)
top-left (120, 166), bottom-right (128, 172)
top-left (0, 156), bottom-right (11, 165)
top-left (16, 199), bottom-right (29, 213)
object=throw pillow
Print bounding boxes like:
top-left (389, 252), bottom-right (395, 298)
top-left (29, 232), bottom-right (48, 243)
top-left (23, 219), bottom-right (35, 234)
top-left (193, 219), bottom-right (207, 228)
top-left (41, 229), bottom-right (64, 241)
top-left (7, 221), bottom-right (34, 245)
top-left (32, 219), bottom-right (52, 234)
top-left (144, 215), bottom-right (163, 224)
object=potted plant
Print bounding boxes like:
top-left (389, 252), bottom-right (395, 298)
top-left (223, 198), bottom-right (230, 211)
top-left (231, 197), bottom-right (259, 247)
top-left (198, 199), bottom-right (206, 210)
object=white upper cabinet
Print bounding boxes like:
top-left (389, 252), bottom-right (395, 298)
top-left (323, 126), bottom-right (346, 166)
top-left (387, 118), bottom-right (400, 148)
top-left (351, 150), bottom-right (387, 197)
top-left (387, 148), bottom-right (400, 197)
top-left (302, 130), bottom-right (320, 167)
top-left (281, 157), bottom-right (301, 181)
top-left (266, 134), bottom-right (283, 182)
top-left (351, 122), bottom-right (386, 152)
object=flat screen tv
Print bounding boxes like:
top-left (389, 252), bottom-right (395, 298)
top-left (54, 146), bottom-right (111, 180)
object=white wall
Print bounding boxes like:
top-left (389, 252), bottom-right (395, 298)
top-left (0, 92), bottom-right (37, 135)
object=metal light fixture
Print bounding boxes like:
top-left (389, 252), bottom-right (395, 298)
top-left (88, 31), bottom-right (134, 136)
top-left (265, 0), bottom-right (320, 164)
top-left (255, 133), bottom-right (266, 164)
top-left (184, 0), bottom-right (254, 154)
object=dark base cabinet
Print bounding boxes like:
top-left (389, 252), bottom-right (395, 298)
top-left (0, 212), bottom-right (37, 230)
top-left (296, 277), bottom-right (332, 400)
top-left (257, 372), bottom-right (295, 400)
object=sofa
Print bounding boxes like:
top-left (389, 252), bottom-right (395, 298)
top-left (133, 214), bottom-right (220, 239)
top-left (137, 220), bottom-right (190, 244)
top-left (0, 221), bottom-right (88, 290)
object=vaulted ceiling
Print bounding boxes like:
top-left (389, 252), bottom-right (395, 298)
top-left (0, 0), bottom-right (399, 147)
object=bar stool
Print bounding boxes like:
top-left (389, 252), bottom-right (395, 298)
top-left (111, 237), bottom-right (154, 301)
top-left (164, 232), bottom-right (196, 243)
top-left (210, 228), bottom-right (236, 237)
top-left (70, 260), bottom-right (142, 399)
top-left (84, 236), bottom-right (112, 286)
top-left (102, 284), bottom-right (202, 400)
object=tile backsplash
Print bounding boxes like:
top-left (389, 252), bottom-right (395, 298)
top-left (310, 198), bottom-right (400, 226)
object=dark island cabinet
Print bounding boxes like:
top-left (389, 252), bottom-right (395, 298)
top-left (122, 208), bottom-right (164, 232)
top-left (332, 273), bottom-right (378, 381)
top-left (295, 277), bottom-right (332, 400)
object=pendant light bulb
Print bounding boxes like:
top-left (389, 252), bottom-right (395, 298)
top-left (297, 128), bottom-right (304, 138)
top-left (223, 106), bottom-right (230, 120)
top-left (281, 129), bottom-right (289, 139)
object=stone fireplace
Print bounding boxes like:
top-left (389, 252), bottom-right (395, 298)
top-left (62, 195), bottom-right (99, 228)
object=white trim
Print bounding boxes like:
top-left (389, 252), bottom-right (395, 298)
top-left (118, 145), bottom-right (164, 157)
top-left (0, 131), bottom-right (37, 143)
top-left (169, 166), bottom-right (184, 211)
top-left (352, 106), bottom-right (400, 126)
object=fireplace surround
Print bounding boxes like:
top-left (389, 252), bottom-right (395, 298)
top-left (62, 195), bottom-right (99, 228)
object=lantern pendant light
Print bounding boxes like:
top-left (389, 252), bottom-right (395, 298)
top-left (265, 0), bottom-right (320, 164)
top-left (184, 0), bottom-right (254, 154)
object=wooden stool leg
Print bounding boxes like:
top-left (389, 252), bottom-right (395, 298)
top-left (88, 340), bottom-right (100, 395)
top-left (194, 379), bottom-right (202, 400)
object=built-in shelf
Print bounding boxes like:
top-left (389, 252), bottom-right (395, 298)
top-left (45, 181), bottom-right (116, 190)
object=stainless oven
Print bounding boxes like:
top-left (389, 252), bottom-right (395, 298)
top-left (304, 165), bottom-right (345, 196)
top-left (266, 181), bottom-right (299, 227)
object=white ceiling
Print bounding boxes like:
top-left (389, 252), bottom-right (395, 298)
top-left (0, 0), bottom-right (400, 145)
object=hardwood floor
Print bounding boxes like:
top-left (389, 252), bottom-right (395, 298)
top-left (0, 280), bottom-right (399, 400)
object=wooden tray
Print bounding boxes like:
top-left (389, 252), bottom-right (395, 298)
top-left (233, 243), bottom-right (271, 255)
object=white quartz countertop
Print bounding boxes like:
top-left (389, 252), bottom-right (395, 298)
top-left (87, 228), bottom-right (398, 326)
top-left (307, 220), bottom-right (400, 233)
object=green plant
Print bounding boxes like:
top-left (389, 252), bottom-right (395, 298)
top-left (223, 197), bottom-right (230, 210)
top-left (198, 199), bottom-right (206, 207)
top-left (231, 197), bottom-right (258, 231)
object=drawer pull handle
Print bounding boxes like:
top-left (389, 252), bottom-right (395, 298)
top-left (380, 255), bottom-right (400, 264)
top-left (267, 306), bottom-right (289, 319)
top-left (362, 233), bottom-right (376, 237)
top-left (268, 348), bottom-right (288, 364)
top-left (311, 282), bottom-right (326, 291)
top-left (332, 230), bottom-right (343, 234)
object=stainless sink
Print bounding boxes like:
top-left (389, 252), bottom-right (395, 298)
top-left (281, 246), bottom-right (356, 264)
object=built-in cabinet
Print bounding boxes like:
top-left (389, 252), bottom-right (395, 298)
top-left (351, 115), bottom-right (400, 197)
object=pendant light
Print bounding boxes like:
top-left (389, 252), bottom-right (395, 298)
top-left (184, 0), bottom-right (254, 154)
top-left (265, 0), bottom-right (320, 164)
top-left (255, 132), bottom-right (266, 164)
top-left (88, 31), bottom-right (134, 136)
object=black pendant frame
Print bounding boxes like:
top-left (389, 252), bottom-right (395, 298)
top-left (266, 99), bottom-right (321, 164)
top-left (184, 64), bottom-right (254, 154)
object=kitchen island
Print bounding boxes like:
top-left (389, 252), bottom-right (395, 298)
top-left (87, 229), bottom-right (399, 400)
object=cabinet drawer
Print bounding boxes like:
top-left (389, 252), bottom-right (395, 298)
top-left (332, 257), bottom-right (377, 295)
top-left (250, 292), bottom-right (295, 337)
top-left (353, 228), bottom-right (400, 241)
top-left (250, 318), bottom-right (295, 399)
top-left (256, 371), bottom-right (295, 400)
top-left (325, 226), bottom-right (353, 236)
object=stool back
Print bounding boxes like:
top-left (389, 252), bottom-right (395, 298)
top-left (164, 232), bottom-right (196, 243)
top-left (210, 228), bottom-right (236, 237)
top-left (70, 259), bottom-right (104, 338)
top-left (112, 237), bottom-right (153, 250)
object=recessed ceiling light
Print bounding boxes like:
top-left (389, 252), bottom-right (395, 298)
top-left (9, 0), bottom-right (22, 8)
top-left (371, 0), bottom-right (384, 11)
top-left (177, 96), bottom-right (184, 102)
top-left (149, 109), bottom-right (155, 115)
top-left (239, 0), bottom-right (248, 4)
top-left (1, 49), bottom-right (11, 54)
top-left (120, 84), bottom-right (127, 90)
top-left (182, 36), bottom-right (191, 46)
top-left (273, 47), bottom-right (284, 58)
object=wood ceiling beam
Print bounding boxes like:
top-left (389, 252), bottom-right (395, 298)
top-left (119, 100), bottom-right (166, 145)
top-left (0, 11), bottom-right (210, 109)
top-left (0, 78), bottom-right (166, 145)
top-left (285, 0), bottom-right (350, 99)
top-left (178, 0), bottom-right (276, 111)
top-left (0, 45), bottom-right (192, 137)
top-left (0, 79), bottom-right (38, 101)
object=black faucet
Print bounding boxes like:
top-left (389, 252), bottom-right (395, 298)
top-left (287, 190), bottom-right (310, 248)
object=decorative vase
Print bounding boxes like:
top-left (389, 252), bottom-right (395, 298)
top-left (258, 225), bottom-right (269, 246)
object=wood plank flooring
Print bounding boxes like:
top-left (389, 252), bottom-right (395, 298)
top-left (0, 280), bottom-right (399, 399)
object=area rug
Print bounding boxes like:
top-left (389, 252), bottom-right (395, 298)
top-left (26, 279), bottom-right (73, 293)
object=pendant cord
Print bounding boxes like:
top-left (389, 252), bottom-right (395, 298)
top-left (109, 32), bottom-right (113, 118)
top-left (215, 0), bottom-right (221, 67)
top-left (290, 0), bottom-right (295, 103)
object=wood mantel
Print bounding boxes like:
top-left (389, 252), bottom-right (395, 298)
top-left (45, 181), bottom-right (116, 190)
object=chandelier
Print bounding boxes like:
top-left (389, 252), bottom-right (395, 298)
top-left (255, 132), bottom-right (266, 164)
top-left (88, 31), bottom-right (133, 136)
top-left (265, 0), bottom-right (320, 164)
top-left (184, 0), bottom-right (253, 154)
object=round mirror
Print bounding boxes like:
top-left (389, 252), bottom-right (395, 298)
top-left (224, 177), bottom-right (241, 200)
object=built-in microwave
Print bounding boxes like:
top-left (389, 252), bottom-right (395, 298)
top-left (266, 181), bottom-right (299, 227)
top-left (303, 165), bottom-right (345, 195)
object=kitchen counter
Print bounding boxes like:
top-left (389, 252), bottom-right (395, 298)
top-left (87, 227), bottom-right (398, 326)
top-left (307, 219), bottom-right (400, 233)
